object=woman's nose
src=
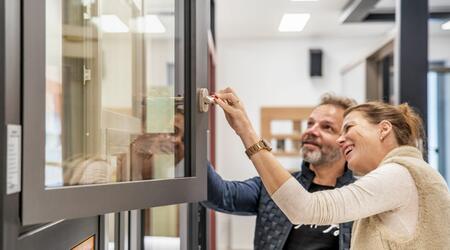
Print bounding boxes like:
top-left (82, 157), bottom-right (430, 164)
top-left (336, 135), bottom-right (345, 145)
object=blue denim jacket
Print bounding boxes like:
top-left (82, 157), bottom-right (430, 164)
top-left (202, 162), bottom-right (355, 250)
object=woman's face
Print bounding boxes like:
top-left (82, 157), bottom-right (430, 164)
top-left (337, 111), bottom-right (383, 174)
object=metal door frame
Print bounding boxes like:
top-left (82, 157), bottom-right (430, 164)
top-left (21, 0), bottom-right (208, 225)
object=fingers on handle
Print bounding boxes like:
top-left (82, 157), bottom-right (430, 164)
top-left (215, 97), bottom-right (234, 113)
top-left (218, 87), bottom-right (233, 94)
top-left (215, 92), bottom-right (239, 104)
top-left (218, 87), bottom-right (239, 97)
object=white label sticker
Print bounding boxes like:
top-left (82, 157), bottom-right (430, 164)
top-left (7, 125), bottom-right (21, 194)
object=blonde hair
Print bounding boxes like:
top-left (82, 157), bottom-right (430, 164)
top-left (344, 102), bottom-right (425, 151)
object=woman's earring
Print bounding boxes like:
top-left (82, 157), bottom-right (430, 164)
top-left (380, 136), bottom-right (384, 141)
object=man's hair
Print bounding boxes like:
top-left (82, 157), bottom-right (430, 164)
top-left (317, 93), bottom-right (357, 110)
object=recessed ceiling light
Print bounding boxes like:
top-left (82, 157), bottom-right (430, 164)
top-left (278, 13), bottom-right (311, 32)
top-left (82, 0), bottom-right (95, 6)
top-left (92, 15), bottom-right (129, 33)
top-left (442, 21), bottom-right (450, 30)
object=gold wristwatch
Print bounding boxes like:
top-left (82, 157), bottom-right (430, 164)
top-left (245, 139), bottom-right (272, 158)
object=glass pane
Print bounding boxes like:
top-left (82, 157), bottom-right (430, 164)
top-left (105, 213), bottom-right (116, 250)
top-left (428, 70), bottom-right (450, 186)
top-left (45, 0), bottom-right (185, 187)
top-left (142, 204), bottom-right (185, 250)
top-left (428, 16), bottom-right (450, 186)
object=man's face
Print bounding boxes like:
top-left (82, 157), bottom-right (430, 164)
top-left (301, 104), bottom-right (345, 166)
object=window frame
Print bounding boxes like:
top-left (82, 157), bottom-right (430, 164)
top-left (22, 0), bottom-right (208, 225)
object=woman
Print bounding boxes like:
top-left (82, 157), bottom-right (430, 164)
top-left (213, 88), bottom-right (450, 249)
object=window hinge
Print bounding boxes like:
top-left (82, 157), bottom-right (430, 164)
top-left (83, 4), bottom-right (92, 20)
top-left (83, 65), bottom-right (91, 85)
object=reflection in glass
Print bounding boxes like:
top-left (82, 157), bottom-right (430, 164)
top-left (45, 0), bottom-right (185, 187)
top-left (143, 205), bottom-right (183, 250)
top-left (105, 213), bottom-right (116, 250)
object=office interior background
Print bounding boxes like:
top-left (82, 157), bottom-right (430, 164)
top-left (215, 1), bottom-right (449, 248)
top-left (0, 0), bottom-right (449, 249)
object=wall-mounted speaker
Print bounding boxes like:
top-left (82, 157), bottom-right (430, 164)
top-left (309, 49), bottom-right (323, 77)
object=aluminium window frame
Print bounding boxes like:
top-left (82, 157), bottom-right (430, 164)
top-left (22, 0), bottom-right (208, 225)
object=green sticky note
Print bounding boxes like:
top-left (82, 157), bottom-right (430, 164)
top-left (146, 86), bottom-right (175, 133)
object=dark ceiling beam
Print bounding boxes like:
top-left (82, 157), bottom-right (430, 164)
top-left (340, 0), bottom-right (381, 23)
top-left (364, 10), bottom-right (450, 22)
top-left (364, 13), bottom-right (395, 22)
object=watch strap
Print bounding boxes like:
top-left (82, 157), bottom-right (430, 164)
top-left (245, 139), bottom-right (272, 158)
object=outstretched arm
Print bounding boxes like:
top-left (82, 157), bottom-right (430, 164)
top-left (271, 163), bottom-right (415, 226)
top-left (202, 163), bottom-right (262, 215)
top-left (214, 88), bottom-right (415, 227)
top-left (214, 88), bottom-right (291, 195)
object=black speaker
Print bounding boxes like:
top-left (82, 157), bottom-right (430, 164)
top-left (309, 49), bottom-right (322, 77)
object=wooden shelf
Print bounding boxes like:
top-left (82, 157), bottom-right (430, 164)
top-left (261, 106), bottom-right (314, 157)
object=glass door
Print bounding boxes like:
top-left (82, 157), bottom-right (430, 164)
top-left (22, 0), bottom-right (208, 225)
top-left (140, 204), bottom-right (187, 250)
top-left (428, 67), bottom-right (450, 185)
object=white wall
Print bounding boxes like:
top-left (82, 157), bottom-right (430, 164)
top-left (342, 61), bottom-right (367, 104)
top-left (213, 36), bottom-right (387, 250)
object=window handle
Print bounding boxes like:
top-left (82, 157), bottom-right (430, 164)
top-left (198, 88), bottom-right (214, 113)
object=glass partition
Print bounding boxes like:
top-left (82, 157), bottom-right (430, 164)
top-left (45, 0), bottom-right (186, 187)
top-left (428, 13), bottom-right (450, 186)
top-left (142, 205), bottom-right (184, 250)
top-left (428, 69), bottom-right (450, 186)
top-left (105, 213), bottom-right (116, 250)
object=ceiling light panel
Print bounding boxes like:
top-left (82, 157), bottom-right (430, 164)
top-left (442, 20), bottom-right (450, 30)
top-left (278, 13), bottom-right (311, 32)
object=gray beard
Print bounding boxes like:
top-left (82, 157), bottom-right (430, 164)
top-left (301, 146), bottom-right (342, 165)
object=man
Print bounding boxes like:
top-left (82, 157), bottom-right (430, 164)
top-left (202, 94), bottom-right (356, 250)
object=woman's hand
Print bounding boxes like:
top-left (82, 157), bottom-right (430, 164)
top-left (214, 88), bottom-right (291, 195)
top-left (214, 87), bottom-right (259, 148)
